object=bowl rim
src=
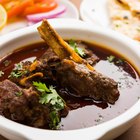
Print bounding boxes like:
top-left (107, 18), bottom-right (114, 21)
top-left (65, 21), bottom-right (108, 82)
top-left (0, 19), bottom-right (140, 140)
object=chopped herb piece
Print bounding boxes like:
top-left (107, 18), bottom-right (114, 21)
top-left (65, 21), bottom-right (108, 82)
top-left (116, 59), bottom-right (124, 64)
top-left (49, 110), bottom-right (60, 129)
top-left (107, 55), bottom-right (115, 63)
top-left (8, 62), bottom-right (27, 78)
top-left (9, 71), bottom-right (23, 78)
top-left (74, 47), bottom-right (85, 57)
top-left (14, 63), bottom-right (23, 71)
top-left (49, 86), bottom-right (65, 110)
top-left (33, 81), bottom-right (50, 93)
top-left (68, 39), bottom-right (77, 48)
top-left (33, 82), bottom-right (65, 108)
top-left (33, 81), bottom-right (65, 129)
top-left (15, 91), bottom-right (23, 97)
top-left (68, 40), bottom-right (85, 57)
top-left (0, 70), bottom-right (4, 77)
top-left (3, 60), bottom-right (11, 67)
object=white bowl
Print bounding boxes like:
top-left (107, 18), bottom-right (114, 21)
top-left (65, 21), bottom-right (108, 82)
top-left (0, 19), bottom-right (140, 140)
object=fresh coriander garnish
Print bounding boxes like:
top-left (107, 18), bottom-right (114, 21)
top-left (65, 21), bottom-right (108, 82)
top-left (3, 60), bottom-right (11, 67)
top-left (33, 81), bottom-right (65, 129)
top-left (33, 81), bottom-right (50, 93)
top-left (9, 62), bottom-right (27, 78)
top-left (15, 91), bottom-right (23, 97)
top-left (14, 63), bottom-right (23, 71)
top-left (116, 59), bottom-right (124, 64)
top-left (68, 40), bottom-right (85, 57)
top-left (0, 70), bottom-right (4, 77)
top-left (9, 71), bottom-right (23, 78)
top-left (49, 110), bottom-right (60, 129)
top-left (107, 55), bottom-right (115, 63)
top-left (33, 82), bottom-right (65, 108)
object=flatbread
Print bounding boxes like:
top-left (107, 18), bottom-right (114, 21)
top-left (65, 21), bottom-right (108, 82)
top-left (118, 0), bottom-right (140, 15)
top-left (108, 0), bottom-right (140, 41)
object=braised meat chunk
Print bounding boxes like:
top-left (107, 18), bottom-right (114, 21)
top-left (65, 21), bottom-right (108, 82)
top-left (0, 79), bottom-right (68, 129)
top-left (55, 59), bottom-right (119, 104)
top-left (37, 20), bottom-right (120, 104)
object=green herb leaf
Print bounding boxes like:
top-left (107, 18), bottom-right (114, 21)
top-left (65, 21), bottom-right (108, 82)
top-left (33, 81), bottom-right (65, 129)
top-left (33, 81), bottom-right (50, 93)
top-left (49, 110), bottom-right (60, 129)
top-left (116, 59), bottom-right (124, 64)
top-left (14, 63), bottom-right (23, 71)
top-left (68, 40), bottom-right (85, 57)
top-left (9, 71), bottom-right (23, 78)
top-left (74, 47), bottom-right (85, 57)
top-left (9, 62), bottom-right (27, 78)
top-left (49, 86), bottom-right (65, 110)
top-left (0, 70), bottom-right (4, 77)
top-left (107, 55), bottom-right (115, 63)
top-left (3, 60), bottom-right (11, 67)
top-left (15, 91), bottom-right (23, 97)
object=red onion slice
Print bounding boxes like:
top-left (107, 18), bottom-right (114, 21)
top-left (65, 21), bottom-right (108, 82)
top-left (26, 5), bottom-right (66, 22)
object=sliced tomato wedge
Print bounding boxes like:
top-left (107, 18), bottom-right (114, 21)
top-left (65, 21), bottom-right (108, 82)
top-left (0, 0), bottom-right (10, 4)
top-left (3, 0), bottom-right (33, 18)
top-left (23, 0), bottom-right (57, 16)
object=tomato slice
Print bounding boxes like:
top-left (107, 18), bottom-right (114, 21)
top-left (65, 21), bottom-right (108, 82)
top-left (3, 0), bottom-right (33, 18)
top-left (0, 0), bottom-right (10, 4)
top-left (23, 0), bottom-right (57, 16)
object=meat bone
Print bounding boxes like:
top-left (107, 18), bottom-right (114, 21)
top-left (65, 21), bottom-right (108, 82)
top-left (37, 19), bottom-right (94, 71)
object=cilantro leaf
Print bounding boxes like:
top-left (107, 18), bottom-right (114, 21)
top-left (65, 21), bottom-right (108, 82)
top-left (33, 82), bottom-right (65, 129)
top-left (68, 40), bottom-right (85, 57)
top-left (15, 91), bottom-right (23, 97)
top-left (74, 47), bottom-right (85, 57)
top-left (9, 62), bottom-right (27, 78)
top-left (49, 110), bottom-right (60, 129)
top-left (9, 71), bottom-right (23, 78)
top-left (107, 55), bottom-right (115, 63)
top-left (0, 70), bottom-right (4, 77)
top-left (33, 81), bottom-right (50, 93)
top-left (14, 63), bottom-right (23, 70)
top-left (116, 59), bottom-right (124, 64)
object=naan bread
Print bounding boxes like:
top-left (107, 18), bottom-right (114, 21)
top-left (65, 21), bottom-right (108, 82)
top-left (108, 0), bottom-right (140, 41)
top-left (118, 0), bottom-right (140, 15)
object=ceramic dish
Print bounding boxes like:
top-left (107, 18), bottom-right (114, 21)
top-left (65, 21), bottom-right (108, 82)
top-left (0, 0), bottom-right (79, 35)
top-left (80, 0), bottom-right (109, 27)
top-left (0, 19), bottom-right (140, 140)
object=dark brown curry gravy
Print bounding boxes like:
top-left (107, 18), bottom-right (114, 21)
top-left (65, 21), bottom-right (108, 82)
top-left (0, 41), bottom-right (140, 130)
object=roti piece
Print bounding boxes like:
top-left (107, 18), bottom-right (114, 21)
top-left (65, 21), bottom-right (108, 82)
top-left (108, 0), bottom-right (140, 41)
top-left (108, 0), bottom-right (133, 20)
top-left (118, 0), bottom-right (140, 16)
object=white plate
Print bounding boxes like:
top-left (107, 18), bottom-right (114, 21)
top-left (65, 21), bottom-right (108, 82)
top-left (0, 0), bottom-right (79, 35)
top-left (80, 0), bottom-right (110, 28)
